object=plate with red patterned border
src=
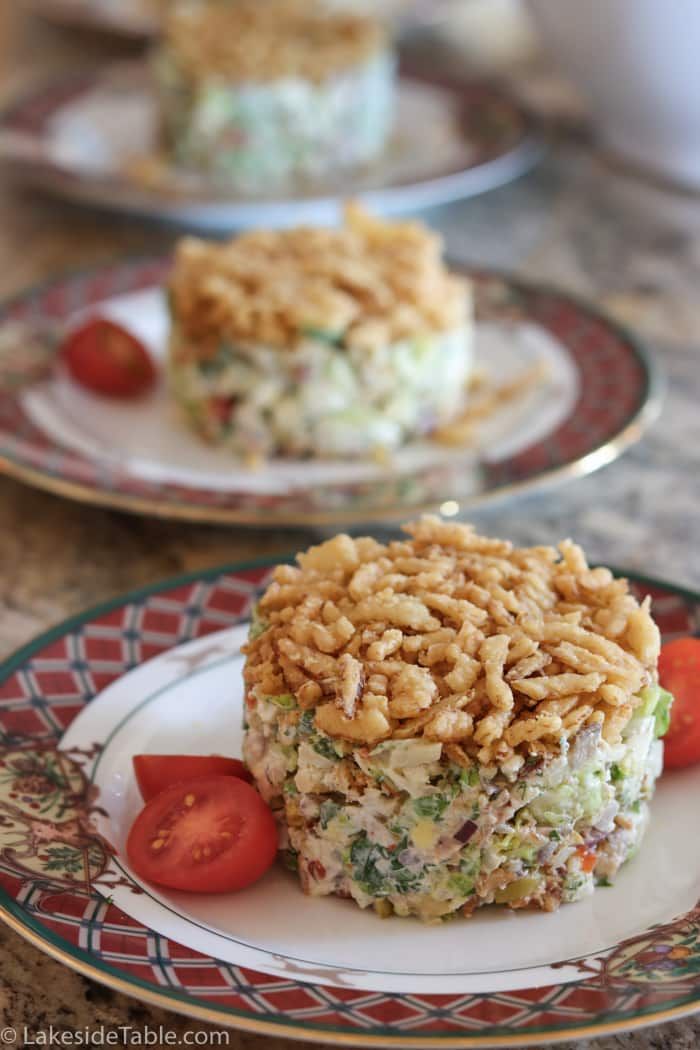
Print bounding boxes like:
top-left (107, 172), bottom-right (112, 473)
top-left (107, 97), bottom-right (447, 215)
top-left (0, 63), bottom-right (543, 233)
top-left (0, 557), bottom-right (699, 1046)
top-left (0, 256), bottom-right (660, 528)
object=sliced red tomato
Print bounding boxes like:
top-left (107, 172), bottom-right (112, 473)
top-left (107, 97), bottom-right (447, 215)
top-left (126, 775), bottom-right (277, 893)
top-left (61, 318), bottom-right (156, 398)
top-left (658, 637), bottom-right (700, 769)
top-left (133, 754), bottom-right (252, 802)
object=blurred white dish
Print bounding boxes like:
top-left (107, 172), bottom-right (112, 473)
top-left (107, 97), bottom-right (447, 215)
top-left (528, 0), bottom-right (700, 189)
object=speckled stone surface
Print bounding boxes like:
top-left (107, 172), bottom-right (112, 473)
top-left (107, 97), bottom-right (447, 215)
top-left (1, 8), bottom-right (700, 1050)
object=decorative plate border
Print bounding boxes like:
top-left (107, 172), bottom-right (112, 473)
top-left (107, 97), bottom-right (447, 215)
top-left (0, 556), bottom-right (699, 1047)
top-left (29, 0), bottom-right (158, 38)
top-left (0, 256), bottom-right (662, 528)
top-left (0, 66), bottom-right (544, 231)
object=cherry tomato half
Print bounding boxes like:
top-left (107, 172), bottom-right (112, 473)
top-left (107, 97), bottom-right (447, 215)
top-left (61, 318), bottom-right (156, 398)
top-left (126, 775), bottom-right (277, 893)
top-left (658, 637), bottom-right (700, 769)
top-left (133, 754), bottom-right (252, 802)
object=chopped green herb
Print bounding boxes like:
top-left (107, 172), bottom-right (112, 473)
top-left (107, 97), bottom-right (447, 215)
top-left (301, 325), bottom-right (344, 347)
top-left (448, 872), bottom-right (476, 897)
top-left (283, 849), bottom-right (299, 872)
top-left (564, 875), bottom-right (585, 894)
top-left (610, 763), bottom-right (624, 782)
top-left (283, 778), bottom-right (298, 796)
top-left (459, 766), bottom-right (480, 788)
top-left (413, 795), bottom-right (449, 820)
top-left (298, 710), bottom-right (315, 736)
top-left (198, 342), bottom-right (236, 376)
top-left (319, 800), bottom-right (341, 829)
top-left (548, 830), bottom-right (560, 841)
top-left (596, 876), bottom-right (613, 888)
top-left (349, 832), bottom-right (422, 897)
top-left (269, 693), bottom-right (297, 709)
top-left (311, 733), bottom-right (341, 761)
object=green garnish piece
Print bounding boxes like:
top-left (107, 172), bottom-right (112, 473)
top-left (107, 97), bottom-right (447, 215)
top-left (413, 795), bottom-right (449, 820)
top-left (301, 325), bottom-right (344, 347)
top-left (269, 693), bottom-right (297, 709)
top-left (654, 688), bottom-right (674, 738)
top-left (283, 849), bottom-right (299, 872)
top-left (319, 800), bottom-right (341, 829)
top-left (298, 710), bottom-right (315, 736)
top-left (311, 733), bottom-right (342, 761)
top-left (458, 766), bottom-right (480, 788)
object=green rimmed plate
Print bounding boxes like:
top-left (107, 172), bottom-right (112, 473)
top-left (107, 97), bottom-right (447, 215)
top-left (0, 556), bottom-right (698, 1046)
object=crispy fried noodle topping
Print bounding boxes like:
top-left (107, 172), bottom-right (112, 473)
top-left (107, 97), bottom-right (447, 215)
top-left (162, 0), bottom-right (386, 85)
top-left (168, 204), bottom-right (469, 355)
top-left (243, 518), bottom-right (660, 769)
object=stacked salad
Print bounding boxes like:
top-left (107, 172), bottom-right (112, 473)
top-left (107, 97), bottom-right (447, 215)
top-left (168, 322), bottom-right (472, 459)
top-left (153, 1), bottom-right (395, 191)
top-left (242, 520), bottom-right (673, 921)
top-left (167, 207), bottom-right (472, 460)
top-left (244, 677), bottom-right (671, 921)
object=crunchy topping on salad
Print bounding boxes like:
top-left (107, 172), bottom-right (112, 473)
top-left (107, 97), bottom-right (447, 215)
top-left (168, 204), bottom-right (469, 355)
top-left (161, 0), bottom-right (386, 85)
top-left (243, 518), bottom-right (661, 765)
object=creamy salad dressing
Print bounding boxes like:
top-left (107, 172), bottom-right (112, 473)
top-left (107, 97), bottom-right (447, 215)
top-left (169, 323), bottom-right (473, 459)
top-left (155, 50), bottom-right (395, 191)
top-left (243, 683), bottom-right (670, 921)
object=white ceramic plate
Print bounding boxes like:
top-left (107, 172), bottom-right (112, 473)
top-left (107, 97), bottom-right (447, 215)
top-left (60, 622), bottom-right (700, 997)
top-left (19, 286), bottom-right (578, 498)
top-left (0, 560), bottom-right (698, 1045)
top-left (0, 63), bottom-right (543, 232)
top-left (0, 258), bottom-right (659, 527)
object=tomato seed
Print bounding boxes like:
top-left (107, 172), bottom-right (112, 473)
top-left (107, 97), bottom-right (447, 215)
top-left (151, 838), bottom-right (165, 850)
top-left (184, 794), bottom-right (196, 807)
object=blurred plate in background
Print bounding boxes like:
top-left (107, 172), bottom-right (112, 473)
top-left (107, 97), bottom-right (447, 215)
top-left (0, 257), bottom-right (660, 528)
top-left (28, 0), bottom-right (456, 39)
top-left (29, 0), bottom-right (159, 38)
top-left (0, 64), bottom-right (543, 232)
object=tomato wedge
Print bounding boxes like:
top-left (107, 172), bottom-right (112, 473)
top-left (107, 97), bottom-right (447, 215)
top-left (658, 637), bottom-right (700, 769)
top-left (61, 317), bottom-right (156, 398)
top-left (133, 754), bottom-right (252, 801)
top-left (126, 775), bottom-right (277, 893)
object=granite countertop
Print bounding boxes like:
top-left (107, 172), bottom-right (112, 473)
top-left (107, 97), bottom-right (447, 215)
top-left (1, 8), bottom-right (700, 1050)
